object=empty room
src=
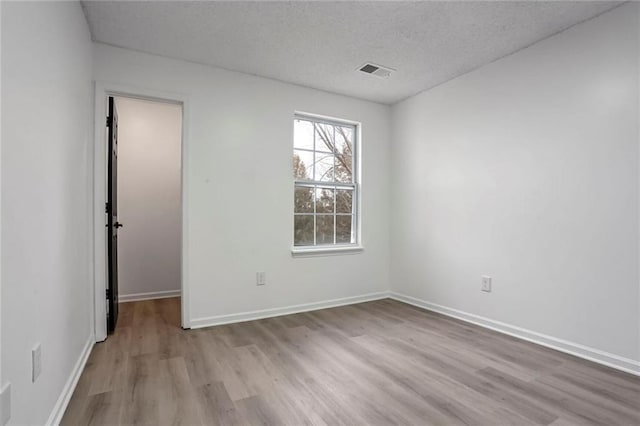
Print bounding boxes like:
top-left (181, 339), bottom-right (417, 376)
top-left (1, 1), bottom-right (638, 425)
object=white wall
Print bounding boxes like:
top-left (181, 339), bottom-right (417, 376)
top-left (116, 97), bottom-right (182, 299)
top-left (391, 3), bottom-right (639, 365)
top-left (0, 0), bottom-right (3, 418)
top-left (94, 44), bottom-right (391, 324)
top-left (1, 1), bottom-right (93, 424)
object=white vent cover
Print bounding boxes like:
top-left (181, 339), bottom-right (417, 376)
top-left (358, 63), bottom-right (394, 78)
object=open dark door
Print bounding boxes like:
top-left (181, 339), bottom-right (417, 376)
top-left (106, 96), bottom-right (122, 333)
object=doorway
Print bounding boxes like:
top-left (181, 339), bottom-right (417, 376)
top-left (106, 96), bottom-right (183, 333)
top-left (94, 85), bottom-right (189, 341)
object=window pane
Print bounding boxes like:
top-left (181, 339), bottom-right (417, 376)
top-left (336, 215), bottom-right (354, 244)
top-left (334, 156), bottom-right (353, 182)
top-left (293, 150), bottom-right (313, 180)
top-left (334, 155), bottom-right (353, 183)
top-left (294, 215), bottom-right (314, 246)
top-left (315, 187), bottom-right (334, 213)
top-left (335, 188), bottom-right (353, 214)
top-left (316, 215), bottom-right (334, 245)
top-left (336, 126), bottom-right (354, 154)
top-left (294, 186), bottom-right (314, 213)
top-left (334, 127), bottom-right (353, 183)
top-left (314, 153), bottom-right (334, 182)
top-left (294, 119), bottom-right (314, 150)
top-left (314, 123), bottom-right (334, 153)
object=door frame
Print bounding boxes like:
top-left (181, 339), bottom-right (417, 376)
top-left (92, 82), bottom-right (190, 341)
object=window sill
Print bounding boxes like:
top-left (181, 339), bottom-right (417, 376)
top-left (291, 245), bottom-right (364, 258)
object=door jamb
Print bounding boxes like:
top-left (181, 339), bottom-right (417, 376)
top-left (93, 82), bottom-right (190, 342)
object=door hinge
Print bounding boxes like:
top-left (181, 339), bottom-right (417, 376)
top-left (106, 116), bottom-right (111, 127)
top-left (106, 288), bottom-right (110, 299)
top-left (105, 202), bottom-right (110, 214)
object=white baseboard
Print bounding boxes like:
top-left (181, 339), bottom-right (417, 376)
top-left (190, 291), bottom-right (389, 329)
top-left (389, 292), bottom-right (640, 376)
top-left (118, 289), bottom-right (181, 303)
top-left (45, 335), bottom-right (94, 426)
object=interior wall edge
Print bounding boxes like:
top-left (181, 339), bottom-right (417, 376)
top-left (390, 292), bottom-right (640, 376)
top-left (44, 334), bottom-right (94, 426)
top-left (190, 291), bottom-right (389, 329)
top-left (118, 290), bottom-right (182, 304)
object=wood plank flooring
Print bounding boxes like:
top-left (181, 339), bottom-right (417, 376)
top-left (62, 297), bottom-right (640, 425)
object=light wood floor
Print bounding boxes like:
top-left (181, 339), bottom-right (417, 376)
top-left (62, 297), bottom-right (640, 425)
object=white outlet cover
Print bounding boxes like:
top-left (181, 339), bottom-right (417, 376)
top-left (481, 276), bottom-right (492, 292)
top-left (256, 272), bottom-right (266, 286)
top-left (32, 344), bottom-right (42, 383)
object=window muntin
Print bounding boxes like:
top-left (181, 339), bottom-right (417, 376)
top-left (293, 115), bottom-right (357, 247)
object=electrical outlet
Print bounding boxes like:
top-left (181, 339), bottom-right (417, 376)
top-left (32, 344), bottom-right (42, 383)
top-left (481, 276), bottom-right (492, 293)
top-left (0, 382), bottom-right (11, 426)
top-left (256, 272), bottom-right (266, 286)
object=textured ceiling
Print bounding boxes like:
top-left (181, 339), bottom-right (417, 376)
top-left (82, 1), bottom-right (621, 104)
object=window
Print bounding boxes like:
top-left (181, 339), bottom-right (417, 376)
top-left (293, 114), bottom-right (359, 250)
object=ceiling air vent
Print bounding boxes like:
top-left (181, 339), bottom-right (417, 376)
top-left (358, 63), bottom-right (394, 78)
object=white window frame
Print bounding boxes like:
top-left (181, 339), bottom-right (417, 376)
top-left (291, 112), bottom-right (363, 257)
